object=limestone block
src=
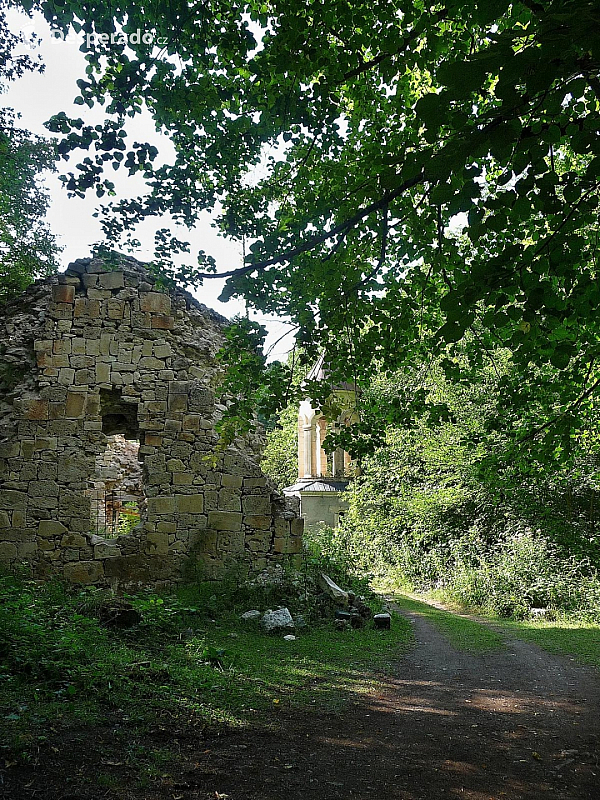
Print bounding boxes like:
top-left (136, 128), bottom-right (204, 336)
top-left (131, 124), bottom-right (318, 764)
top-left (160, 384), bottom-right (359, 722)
top-left (156, 521), bottom-right (177, 533)
top-left (34, 437), bottom-right (57, 451)
top-left (94, 541), bottom-right (121, 559)
top-left (154, 343), bottom-right (172, 358)
top-left (53, 339), bottom-right (72, 355)
top-left (23, 399), bottom-right (49, 421)
top-left (17, 542), bottom-right (37, 558)
top-left (59, 489), bottom-right (90, 517)
top-left (221, 474), bottom-right (243, 489)
top-left (11, 511), bottom-right (26, 527)
top-left (242, 496), bottom-right (271, 515)
top-left (144, 434), bottom-right (163, 446)
top-left (287, 537), bottom-right (303, 554)
top-left (70, 355), bottom-right (94, 369)
top-left (96, 363), bottom-right (111, 383)
top-left (173, 473), bottom-right (193, 486)
top-left (243, 477), bottom-right (268, 488)
top-left (99, 271), bottom-right (125, 289)
top-left (82, 273), bottom-right (98, 288)
top-left (217, 531), bottom-right (245, 553)
top-left (140, 292), bottom-right (171, 314)
top-left (291, 517), bottom-right (304, 536)
top-left (167, 459), bottom-right (186, 473)
top-left (74, 298), bottom-right (101, 318)
top-left (38, 539), bottom-right (54, 551)
top-left (188, 385), bottom-right (215, 413)
top-left (0, 542), bottom-right (17, 560)
top-left (169, 381), bottom-right (191, 394)
top-left (158, 369), bottom-right (175, 380)
top-left (0, 490), bottom-right (27, 510)
top-left (146, 496), bottom-right (175, 514)
top-left (244, 514), bottom-right (271, 530)
top-left (85, 394), bottom-right (101, 416)
top-left (151, 315), bottom-right (174, 330)
top-left (218, 489), bottom-right (242, 512)
top-left (0, 442), bottom-right (20, 459)
top-left (167, 394), bottom-right (188, 411)
top-left (87, 288), bottom-right (111, 300)
top-left (207, 511), bottom-right (242, 531)
top-left (19, 442), bottom-right (35, 461)
top-left (64, 560), bottom-right (104, 584)
top-left (182, 414), bottom-right (200, 431)
top-left (61, 533), bottom-right (87, 548)
top-left (58, 368), bottom-right (76, 386)
top-left (146, 532), bottom-right (168, 554)
top-left (139, 357), bottom-right (165, 370)
top-left (144, 400), bottom-right (167, 413)
top-left (65, 392), bottom-right (86, 418)
top-left (175, 494), bottom-right (204, 513)
top-left (72, 338), bottom-right (86, 355)
top-left (29, 481), bottom-right (59, 497)
top-left (74, 369), bottom-right (92, 385)
top-left (274, 518), bottom-right (290, 536)
top-left (107, 299), bottom-right (126, 319)
top-left (52, 284), bottom-right (75, 303)
top-left (0, 510), bottom-right (9, 527)
top-left (34, 339), bottom-right (54, 353)
top-left (38, 520), bottom-right (68, 537)
top-left (49, 402), bottom-right (66, 419)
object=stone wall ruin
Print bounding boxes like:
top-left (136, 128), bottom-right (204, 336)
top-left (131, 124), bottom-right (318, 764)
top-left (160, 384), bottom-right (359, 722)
top-left (0, 256), bottom-right (303, 586)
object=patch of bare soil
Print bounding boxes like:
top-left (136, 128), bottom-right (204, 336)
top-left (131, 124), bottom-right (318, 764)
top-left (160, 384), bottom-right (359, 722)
top-left (2, 604), bottom-right (599, 800)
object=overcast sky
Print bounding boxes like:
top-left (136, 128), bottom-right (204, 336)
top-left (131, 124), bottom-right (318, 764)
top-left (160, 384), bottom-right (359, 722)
top-left (4, 9), bottom-right (295, 360)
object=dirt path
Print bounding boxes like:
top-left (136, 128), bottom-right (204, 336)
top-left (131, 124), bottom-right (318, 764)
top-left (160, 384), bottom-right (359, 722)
top-left (3, 603), bottom-right (600, 800)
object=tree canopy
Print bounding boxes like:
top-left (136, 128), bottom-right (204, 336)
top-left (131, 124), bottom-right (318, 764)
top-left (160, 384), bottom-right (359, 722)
top-left (0, 2), bottom-right (60, 302)
top-left (12, 0), bottom-right (600, 454)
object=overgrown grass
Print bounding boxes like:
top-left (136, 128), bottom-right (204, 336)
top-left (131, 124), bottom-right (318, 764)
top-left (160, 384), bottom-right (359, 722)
top-left (402, 591), bottom-right (600, 671)
top-left (0, 571), bottom-right (412, 763)
top-left (391, 594), bottom-right (505, 653)
top-left (497, 617), bottom-right (600, 670)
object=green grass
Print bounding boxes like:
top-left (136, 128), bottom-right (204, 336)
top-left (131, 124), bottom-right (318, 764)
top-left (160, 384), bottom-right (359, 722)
top-left (391, 593), bottom-right (506, 653)
top-left (0, 574), bottom-right (412, 761)
top-left (399, 590), bottom-right (600, 671)
top-left (491, 617), bottom-right (600, 670)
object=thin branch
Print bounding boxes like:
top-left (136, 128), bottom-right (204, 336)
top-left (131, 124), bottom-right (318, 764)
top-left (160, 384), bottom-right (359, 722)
top-left (342, 8), bottom-right (448, 82)
top-left (265, 324), bottom-right (300, 358)
top-left (518, 375), bottom-right (600, 444)
top-left (468, 324), bottom-right (501, 379)
top-left (197, 172), bottom-right (423, 279)
top-left (351, 202), bottom-right (389, 290)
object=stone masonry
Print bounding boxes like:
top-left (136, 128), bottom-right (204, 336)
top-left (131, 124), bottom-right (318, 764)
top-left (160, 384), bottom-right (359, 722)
top-left (0, 256), bottom-right (303, 586)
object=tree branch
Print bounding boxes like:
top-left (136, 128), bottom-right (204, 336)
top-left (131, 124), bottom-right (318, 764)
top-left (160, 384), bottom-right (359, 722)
top-left (197, 173), bottom-right (423, 280)
top-left (518, 375), bottom-right (600, 444)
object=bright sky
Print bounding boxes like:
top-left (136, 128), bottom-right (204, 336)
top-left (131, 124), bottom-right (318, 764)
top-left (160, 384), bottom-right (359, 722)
top-left (3, 9), bottom-right (295, 361)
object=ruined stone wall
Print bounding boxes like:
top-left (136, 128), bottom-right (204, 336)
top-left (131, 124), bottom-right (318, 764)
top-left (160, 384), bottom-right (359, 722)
top-left (0, 256), bottom-right (303, 586)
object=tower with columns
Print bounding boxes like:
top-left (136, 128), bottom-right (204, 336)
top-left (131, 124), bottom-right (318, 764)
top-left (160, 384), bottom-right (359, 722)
top-left (284, 356), bottom-right (357, 528)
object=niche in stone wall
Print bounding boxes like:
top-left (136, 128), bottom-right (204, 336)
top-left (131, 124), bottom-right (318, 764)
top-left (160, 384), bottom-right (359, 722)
top-left (87, 390), bottom-right (144, 538)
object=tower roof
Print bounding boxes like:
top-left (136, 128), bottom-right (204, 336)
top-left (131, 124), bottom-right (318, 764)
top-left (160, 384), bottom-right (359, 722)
top-left (305, 353), bottom-right (356, 392)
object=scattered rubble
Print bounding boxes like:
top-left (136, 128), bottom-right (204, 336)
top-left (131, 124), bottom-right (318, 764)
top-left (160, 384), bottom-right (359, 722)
top-left (374, 613), bottom-right (392, 630)
top-left (318, 572), bottom-right (349, 605)
top-left (261, 607), bottom-right (295, 633)
top-left (241, 610), bottom-right (261, 621)
top-left (98, 598), bottom-right (142, 628)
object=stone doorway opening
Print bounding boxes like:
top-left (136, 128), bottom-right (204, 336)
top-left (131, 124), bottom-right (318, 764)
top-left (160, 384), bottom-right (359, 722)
top-left (88, 390), bottom-right (144, 539)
